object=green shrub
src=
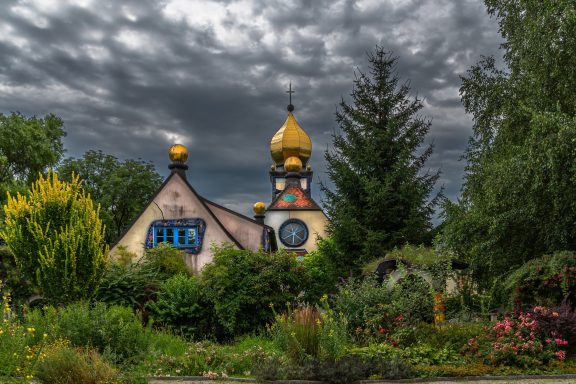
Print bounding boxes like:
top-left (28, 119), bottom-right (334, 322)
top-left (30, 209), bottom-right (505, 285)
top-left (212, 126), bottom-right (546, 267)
top-left (143, 243), bottom-right (189, 279)
top-left (332, 276), bottom-right (393, 341)
top-left (464, 311), bottom-right (569, 367)
top-left (147, 274), bottom-right (213, 339)
top-left (301, 239), bottom-right (340, 303)
top-left (349, 342), bottom-right (462, 366)
top-left (2, 171), bottom-right (108, 304)
top-left (200, 245), bottom-right (308, 339)
top-left (504, 251), bottom-right (576, 307)
top-left (0, 282), bottom-right (51, 380)
top-left (26, 302), bottom-right (151, 364)
top-left (0, 246), bottom-right (35, 307)
top-left (142, 337), bottom-right (281, 377)
top-left (95, 259), bottom-right (160, 312)
top-left (96, 244), bottom-right (188, 315)
top-left (389, 274), bottom-right (434, 324)
top-left (391, 322), bottom-right (485, 349)
top-left (35, 345), bottom-right (118, 384)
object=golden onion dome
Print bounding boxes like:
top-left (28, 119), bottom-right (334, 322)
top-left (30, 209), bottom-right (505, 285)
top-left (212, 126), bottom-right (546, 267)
top-left (169, 144), bottom-right (188, 163)
top-left (253, 201), bottom-right (266, 215)
top-left (270, 111), bottom-right (312, 166)
top-left (284, 156), bottom-right (303, 172)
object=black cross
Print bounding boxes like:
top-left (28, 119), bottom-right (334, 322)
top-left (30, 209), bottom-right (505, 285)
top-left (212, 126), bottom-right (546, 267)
top-left (286, 81), bottom-right (294, 105)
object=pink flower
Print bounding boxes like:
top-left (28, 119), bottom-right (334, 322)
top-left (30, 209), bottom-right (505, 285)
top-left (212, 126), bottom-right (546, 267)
top-left (555, 350), bottom-right (566, 361)
top-left (394, 315), bottom-right (404, 322)
top-left (555, 338), bottom-right (569, 346)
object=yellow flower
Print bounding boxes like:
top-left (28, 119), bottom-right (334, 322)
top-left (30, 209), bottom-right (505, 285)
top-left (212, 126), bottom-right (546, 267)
top-left (27, 327), bottom-right (35, 333)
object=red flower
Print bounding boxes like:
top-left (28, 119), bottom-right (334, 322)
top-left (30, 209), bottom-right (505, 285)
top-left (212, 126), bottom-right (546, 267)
top-left (394, 315), bottom-right (404, 322)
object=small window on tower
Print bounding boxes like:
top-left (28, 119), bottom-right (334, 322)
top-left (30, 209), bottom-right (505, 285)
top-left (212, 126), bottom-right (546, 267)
top-left (275, 177), bottom-right (286, 191)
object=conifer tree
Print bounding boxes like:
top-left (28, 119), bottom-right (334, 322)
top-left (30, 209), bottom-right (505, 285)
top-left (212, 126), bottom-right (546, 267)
top-left (2, 171), bottom-right (107, 303)
top-left (323, 47), bottom-right (439, 273)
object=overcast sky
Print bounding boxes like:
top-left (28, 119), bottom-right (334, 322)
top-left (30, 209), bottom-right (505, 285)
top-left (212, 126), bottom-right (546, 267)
top-left (0, 0), bottom-right (503, 218)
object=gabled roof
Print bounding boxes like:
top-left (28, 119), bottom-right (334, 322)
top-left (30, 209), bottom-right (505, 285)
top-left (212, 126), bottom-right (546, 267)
top-left (202, 197), bottom-right (274, 230)
top-left (113, 172), bottom-right (273, 251)
top-left (268, 183), bottom-right (322, 211)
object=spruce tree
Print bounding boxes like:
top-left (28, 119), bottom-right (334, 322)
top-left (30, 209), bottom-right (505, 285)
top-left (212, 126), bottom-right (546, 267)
top-left (323, 47), bottom-right (439, 273)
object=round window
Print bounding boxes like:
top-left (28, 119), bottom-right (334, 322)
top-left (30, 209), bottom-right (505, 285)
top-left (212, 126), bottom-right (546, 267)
top-left (279, 219), bottom-right (308, 247)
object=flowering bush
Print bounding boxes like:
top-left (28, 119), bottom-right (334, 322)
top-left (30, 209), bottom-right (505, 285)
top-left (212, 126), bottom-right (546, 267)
top-left (532, 303), bottom-right (576, 355)
top-left (465, 310), bottom-right (569, 367)
top-left (0, 282), bottom-right (47, 381)
top-left (505, 251), bottom-right (576, 307)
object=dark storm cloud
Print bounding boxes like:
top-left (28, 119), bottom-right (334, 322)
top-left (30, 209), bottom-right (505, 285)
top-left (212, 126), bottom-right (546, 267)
top-left (0, 0), bottom-right (502, 217)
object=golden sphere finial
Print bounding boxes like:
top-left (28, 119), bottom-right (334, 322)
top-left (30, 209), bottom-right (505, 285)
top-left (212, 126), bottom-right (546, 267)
top-left (169, 144), bottom-right (188, 163)
top-left (253, 201), bottom-right (266, 215)
top-left (284, 156), bottom-right (302, 172)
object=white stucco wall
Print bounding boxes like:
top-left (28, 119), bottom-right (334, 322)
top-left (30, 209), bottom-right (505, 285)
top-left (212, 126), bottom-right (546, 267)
top-left (110, 174), bottom-right (242, 272)
top-left (265, 209), bottom-right (329, 253)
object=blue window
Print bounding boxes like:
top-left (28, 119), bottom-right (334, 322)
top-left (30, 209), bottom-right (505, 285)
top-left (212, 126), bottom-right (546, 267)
top-left (153, 226), bottom-right (199, 248)
top-left (146, 219), bottom-right (206, 254)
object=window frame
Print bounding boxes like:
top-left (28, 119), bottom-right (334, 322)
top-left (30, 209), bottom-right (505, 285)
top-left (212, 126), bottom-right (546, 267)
top-left (146, 219), bottom-right (206, 254)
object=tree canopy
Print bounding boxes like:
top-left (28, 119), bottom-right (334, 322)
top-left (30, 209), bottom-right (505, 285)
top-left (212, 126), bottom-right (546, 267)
top-left (322, 46), bottom-right (439, 274)
top-left (58, 150), bottom-right (163, 244)
top-left (0, 112), bottom-right (66, 205)
top-left (442, 0), bottom-right (576, 286)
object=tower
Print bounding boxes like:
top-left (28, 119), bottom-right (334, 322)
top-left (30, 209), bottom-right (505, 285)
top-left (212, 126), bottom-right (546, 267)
top-left (262, 89), bottom-right (329, 254)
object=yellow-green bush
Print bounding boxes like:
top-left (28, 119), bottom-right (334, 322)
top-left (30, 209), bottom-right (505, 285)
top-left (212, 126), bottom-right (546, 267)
top-left (2, 171), bottom-right (108, 303)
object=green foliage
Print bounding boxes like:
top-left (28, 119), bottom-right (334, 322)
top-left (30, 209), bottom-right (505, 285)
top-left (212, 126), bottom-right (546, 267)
top-left (0, 112), bottom-right (65, 207)
top-left (147, 274), bottom-right (212, 340)
top-left (254, 354), bottom-right (411, 383)
top-left (25, 302), bottom-right (152, 364)
top-left (504, 251), bottom-right (576, 307)
top-left (301, 239), bottom-right (339, 302)
top-left (95, 245), bottom-right (187, 313)
top-left (0, 282), bottom-right (47, 379)
top-left (0, 245), bottom-right (35, 306)
top-left (350, 342), bottom-right (462, 366)
top-left (442, 1), bottom-right (576, 287)
top-left (391, 322), bottom-right (485, 350)
top-left (58, 149), bottom-right (163, 244)
top-left (322, 46), bottom-right (439, 274)
top-left (142, 337), bottom-right (281, 377)
top-left (389, 273), bottom-right (434, 325)
top-left (269, 302), bottom-right (349, 364)
top-left (200, 245), bottom-right (308, 339)
top-left (1, 172), bottom-right (108, 304)
top-left (142, 243), bottom-right (189, 279)
top-left (464, 311), bottom-right (569, 367)
top-left (35, 345), bottom-right (118, 384)
top-left (95, 260), bottom-right (160, 312)
top-left (332, 276), bottom-right (393, 342)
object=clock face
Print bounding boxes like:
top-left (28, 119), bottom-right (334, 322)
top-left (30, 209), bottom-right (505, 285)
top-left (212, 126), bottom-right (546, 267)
top-left (279, 219), bottom-right (308, 247)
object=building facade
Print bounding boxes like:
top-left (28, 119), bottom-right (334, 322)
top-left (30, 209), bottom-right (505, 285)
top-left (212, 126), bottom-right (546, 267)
top-left (110, 102), bottom-right (328, 271)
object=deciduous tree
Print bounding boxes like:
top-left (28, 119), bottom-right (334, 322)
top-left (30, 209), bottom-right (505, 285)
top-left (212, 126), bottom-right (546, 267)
top-left (442, 0), bottom-right (576, 286)
top-left (0, 112), bottom-right (65, 205)
top-left (58, 150), bottom-right (163, 244)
